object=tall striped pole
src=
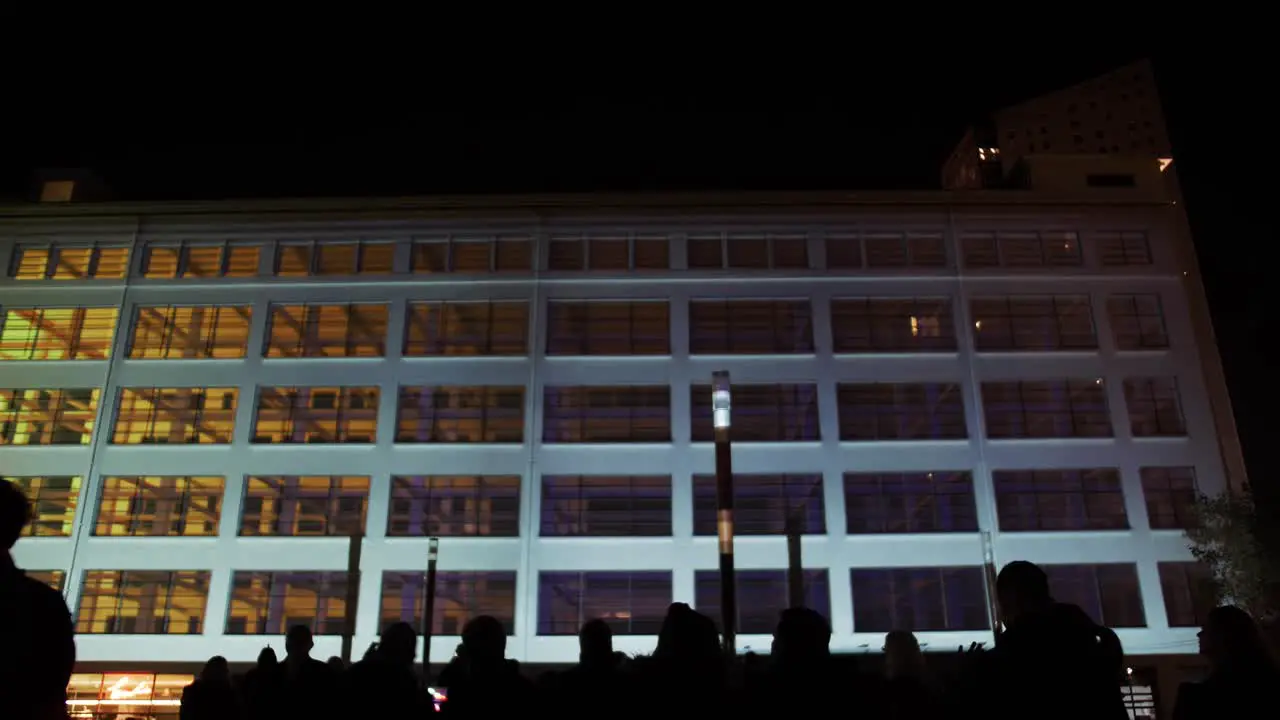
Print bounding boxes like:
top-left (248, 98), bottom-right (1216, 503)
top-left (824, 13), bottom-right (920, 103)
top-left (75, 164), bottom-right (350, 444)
top-left (712, 371), bottom-right (737, 658)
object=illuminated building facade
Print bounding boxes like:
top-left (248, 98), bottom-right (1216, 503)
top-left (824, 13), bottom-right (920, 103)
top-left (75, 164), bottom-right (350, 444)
top-left (2, 183), bottom-right (1233, 680)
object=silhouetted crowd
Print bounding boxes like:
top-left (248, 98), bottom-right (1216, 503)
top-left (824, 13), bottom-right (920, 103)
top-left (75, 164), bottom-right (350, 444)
top-left (3, 480), bottom-right (1278, 720)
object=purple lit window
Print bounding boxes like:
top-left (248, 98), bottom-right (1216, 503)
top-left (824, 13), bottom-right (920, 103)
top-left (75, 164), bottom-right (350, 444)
top-left (692, 474), bottom-right (825, 535)
top-left (537, 571), bottom-right (672, 636)
top-left (541, 476), bottom-right (672, 537)
top-left (981, 380), bottom-right (1112, 439)
top-left (970, 296), bottom-right (1097, 351)
top-left (690, 383), bottom-right (820, 442)
top-left (844, 472), bottom-right (978, 534)
top-left (542, 386), bottom-right (671, 443)
top-left (403, 301), bottom-right (529, 356)
top-left (225, 571), bottom-right (350, 636)
top-left (1140, 467), bottom-right (1198, 530)
top-left (387, 476), bottom-right (520, 537)
top-left (394, 386), bottom-right (525, 443)
top-left (695, 569), bottom-right (830, 634)
top-left (851, 567), bottom-right (989, 632)
top-left (688, 300), bottom-right (814, 355)
top-left (380, 571), bottom-right (517, 636)
top-left (829, 297), bottom-right (956, 353)
top-left (1158, 562), bottom-right (1215, 628)
top-left (1123, 377), bottom-right (1186, 437)
top-left (837, 382), bottom-right (967, 441)
top-left (1042, 563), bottom-right (1146, 628)
top-left (546, 301), bottom-right (670, 356)
top-left (993, 468), bottom-right (1128, 532)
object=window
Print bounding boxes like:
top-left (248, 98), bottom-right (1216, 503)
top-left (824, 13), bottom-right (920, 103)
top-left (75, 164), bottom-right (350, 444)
top-left (692, 474), bottom-right (825, 535)
top-left (404, 301), bottom-right (528, 356)
top-left (28, 570), bottom-right (64, 591)
top-left (543, 386), bottom-right (671, 443)
top-left (252, 386), bottom-right (379, 444)
top-left (265, 304), bottom-right (389, 358)
top-left (226, 571), bottom-right (350, 635)
top-left (1124, 377), bottom-right (1186, 436)
top-left (844, 472), bottom-right (978, 533)
top-left (1097, 231), bottom-right (1152, 266)
top-left (836, 383), bottom-right (967, 441)
top-left (1158, 562), bottom-right (1215, 628)
top-left (830, 297), bottom-right (955, 353)
top-left (76, 570), bottom-right (211, 634)
top-left (0, 307), bottom-right (118, 360)
top-left (850, 567), bottom-right (989, 632)
top-left (824, 233), bottom-right (863, 268)
top-left (130, 305), bottom-right (252, 359)
top-left (10, 243), bottom-right (130, 280)
top-left (1141, 467), bottom-right (1198, 529)
top-left (141, 242), bottom-right (260, 278)
top-left (3, 476), bottom-right (80, 536)
top-left (537, 571), bottom-right (672, 636)
top-left (95, 476), bottom-right (223, 536)
top-left (387, 476), bottom-right (520, 537)
top-left (67, 673), bottom-right (192, 715)
top-left (275, 240), bottom-right (395, 276)
top-left (960, 231), bottom-right (1082, 267)
top-left (1042, 563), bottom-right (1146, 627)
top-left (547, 234), bottom-right (670, 271)
top-left (687, 232), bottom-right (808, 270)
top-left (395, 386), bottom-right (524, 443)
top-left (0, 388), bottom-right (99, 445)
top-left (541, 476), bottom-right (672, 536)
top-left (411, 236), bottom-right (532, 273)
top-left (981, 379), bottom-right (1112, 439)
top-left (111, 387), bottom-right (238, 444)
top-left (547, 301), bottom-right (670, 355)
top-left (695, 570), bottom-right (830, 634)
top-left (381, 571), bottom-right (518, 636)
top-left (970, 296), bottom-right (1097, 351)
top-left (862, 233), bottom-right (948, 268)
top-left (240, 476), bottom-right (369, 536)
top-left (1106, 295), bottom-right (1168, 350)
top-left (690, 383), bottom-right (820, 442)
top-left (688, 300), bottom-right (813, 355)
top-left (993, 468), bottom-right (1128, 531)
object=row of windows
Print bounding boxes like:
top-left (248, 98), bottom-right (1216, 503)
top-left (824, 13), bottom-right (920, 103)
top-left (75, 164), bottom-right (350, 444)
top-left (31, 561), bottom-right (1211, 637)
top-left (5, 231), bottom-right (1157, 281)
top-left (0, 378), bottom-right (1187, 446)
top-left (8, 466), bottom-right (1198, 540)
top-left (0, 294), bottom-right (1171, 361)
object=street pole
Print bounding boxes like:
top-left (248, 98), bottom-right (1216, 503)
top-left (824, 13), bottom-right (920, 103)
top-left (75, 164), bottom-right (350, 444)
top-left (980, 530), bottom-right (1002, 645)
top-left (786, 510), bottom-right (804, 609)
top-left (340, 532), bottom-right (364, 664)
top-left (421, 537), bottom-right (439, 687)
top-left (711, 371), bottom-right (737, 659)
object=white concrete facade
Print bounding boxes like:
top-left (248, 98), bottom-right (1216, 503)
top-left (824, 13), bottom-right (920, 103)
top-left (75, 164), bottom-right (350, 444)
top-left (0, 194), bottom-right (1229, 666)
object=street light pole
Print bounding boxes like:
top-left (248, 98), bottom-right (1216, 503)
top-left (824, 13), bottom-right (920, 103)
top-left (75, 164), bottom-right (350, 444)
top-left (421, 537), bottom-right (439, 688)
top-left (712, 371), bottom-right (737, 659)
top-left (786, 510), bottom-right (804, 609)
top-left (340, 532), bottom-right (365, 665)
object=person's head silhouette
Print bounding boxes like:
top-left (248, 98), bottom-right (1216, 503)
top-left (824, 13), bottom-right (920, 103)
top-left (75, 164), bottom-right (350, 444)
top-left (578, 618), bottom-right (614, 665)
top-left (461, 615), bottom-right (507, 666)
top-left (285, 625), bottom-right (314, 659)
top-left (772, 607), bottom-right (832, 664)
top-left (379, 622), bottom-right (417, 666)
top-left (0, 480), bottom-right (32, 553)
top-left (996, 560), bottom-right (1052, 627)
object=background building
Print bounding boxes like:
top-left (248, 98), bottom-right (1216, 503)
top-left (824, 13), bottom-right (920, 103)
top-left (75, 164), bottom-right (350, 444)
top-left (0, 160), bottom-right (1235, 692)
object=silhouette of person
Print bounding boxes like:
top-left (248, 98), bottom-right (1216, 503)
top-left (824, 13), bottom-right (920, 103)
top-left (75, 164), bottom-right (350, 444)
top-left (239, 647), bottom-right (281, 720)
top-left (877, 630), bottom-right (942, 719)
top-left (439, 615), bottom-right (534, 716)
top-left (543, 619), bottom-right (630, 716)
top-left (279, 625), bottom-right (336, 720)
top-left (1173, 605), bottom-right (1279, 719)
top-left (342, 622), bottom-right (427, 717)
top-left (180, 656), bottom-right (241, 720)
top-left (0, 480), bottom-right (76, 719)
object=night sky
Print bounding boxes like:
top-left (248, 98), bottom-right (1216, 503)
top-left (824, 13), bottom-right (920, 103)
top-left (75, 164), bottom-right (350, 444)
top-left (2, 49), bottom-right (1270, 494)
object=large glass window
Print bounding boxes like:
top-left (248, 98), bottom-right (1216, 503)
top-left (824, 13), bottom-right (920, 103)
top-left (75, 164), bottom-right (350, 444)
top-left (1141, 467), bottom-right (1198, 530)
top-left (695, 570), bottom-right (830, 634)
top-left (1124, 377), bottom-right (1187, 437)
top-left (3, 476), bottom-right (80, 536)
top-left (380, 571), bottom-right (518, 636)
top-left (850, 567), bottom-right (989, 632)
top-left (547, 234), bottom-right (670, 271)
top-left (687, 233), bottom-right (808, 270)
top-left (275, 240), bottom-right (395, 276)
top-left (970, 295), bottom-right (1097, 351)
top-left (960, 231), bottom-right (1082, 268)
top-left (240, 476), bottom-right (369, 536)
top-left (141, 241), bottom-right (261, 278)
top-left (1107, 294), bottom-right (1169, 350)
top-left (692, 474), bottom-right (825, 535)
top-left (130, 305), bottom-right (252, 359)
top-left (252, 387), bottom-right (378, 444)
top-left (1097, 231), bottom-right (1152, 266)
top-left (95, 476), bottom-right (223, 536)
top-left (844, 472), bottom-right (978, 534)
top-left (537, 571), bottom-right (672, 636)
top-left (993, 468), bottom-right (1128, 531)
top-left (265, 304), bottom-right (389, 358)
top-left (387, 476), bottom-right (520, 537)
top-left (688, 300), bottom-right (813, 355)
top-left (404, 301), bottom-right (528, 356)
top-left (1042, 563), bottom-right (1146, 628)
top-left (981, 379), bottom-right (1112, 439)
top-left (10, 243), bottom-right (130, 280)
top-left (546, 301), bottom-right (670, 356)
top-left (837, 383), bottom-right (967, 441)
top-left (542, 386), bottom-right (671, 443)
top-left (0, 388), bottom-right (98, 445)
top-left (829, 297), bottom-right (955, 353)
top-left (690, 383), bottom-right (820, 442)
top-left (66, 672), bottom-right (192, 719)
top-left (411, 236), bottom-right (532, 273)
top-left (541, 476), bottom-right (672, 536)
top-left (76, 570), bottom-right (211, 634)
top-left (1158, 562), bottom-right (1215, 628)
top-left (111, 387), bottom-right (238, 444)
top-left (226, 571), bottom-right (350, 635)
top-left (395, 386), bottom-right (524, 443)
top-left (0, 307), bottom-right (118, 360)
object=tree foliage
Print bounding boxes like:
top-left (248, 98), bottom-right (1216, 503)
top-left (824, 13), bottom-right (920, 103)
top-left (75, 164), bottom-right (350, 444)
top-left (1187, 486), bottom-right (1280, 623)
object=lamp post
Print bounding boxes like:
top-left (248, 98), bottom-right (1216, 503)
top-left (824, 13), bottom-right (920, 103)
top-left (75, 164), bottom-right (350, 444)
top-left (340, 532), bottom-right (365, 664)
top-left (786, 510), bottom-right (804, 609)
top-left (421, 537), bottom-right (439, 687)
top-left (712, 371), bottom-right (737, 658)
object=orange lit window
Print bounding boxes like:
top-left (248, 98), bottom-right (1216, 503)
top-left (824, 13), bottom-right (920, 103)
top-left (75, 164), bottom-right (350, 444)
top-left (253, 386), bottom-right (379, 444)
top-left (110, 387), bottom-right (238, 444)
top-left (66, 672), bottom-right (192, 714)
top-left (265, 304), bottom-right (388, 358)
top-left (95, 476), bottom-right (224, 536)
top-left (130, 305), bottom-right (252, 359)
top-left (274, 240), bottom-right (395, 276)
top-left (388, 475), bottom-right (521, 537)
top-left (141, 241), bottom-right (260, 278)
top-left (404, 301), bottom-right (528, 356)
top-left (226, 571), bottom-right (349, 635)
top-left (27, 570), bottom-right (65, 591)
top-left (411, 236), bottom-right (532, 273)
top-left (3, 476), bottom-right (81, 536)
top-left (76, 570), bottom-right (212, 634)
top-left (241, 475), bottom-right (369, 536)
top-left (0, 388), bottom-right (98, 445)
top-left (0, 307), bottom-right (118, 360)
top-left (9, 243), bottom-right (130, 280)
top-left (395, 386), bottom-right (525, 443)
top-left (381, 570), bottom-right (517, 636)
